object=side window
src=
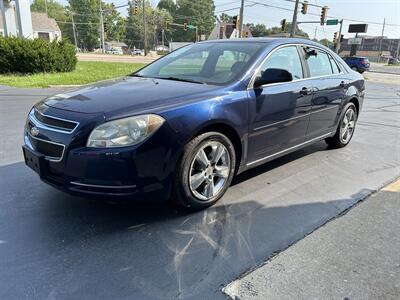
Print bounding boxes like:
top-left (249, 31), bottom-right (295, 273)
top-left (260, 46), bottom-right (303, 80)
top-left (329, 55), bottom-right (341, 74)
top-left (306, 49), bottom-right (333, 77)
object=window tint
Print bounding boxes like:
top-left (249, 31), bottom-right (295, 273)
top-left (306, 49), bottom-right (333, 77)
top-left (213, 50), bottom-right (251, 83)
top-left (329, 55), bottom-right (341, 74)
top-left (260, 46), bottom-right (303, 80)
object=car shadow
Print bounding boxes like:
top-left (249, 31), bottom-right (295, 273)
top-left (0, 146), bottom-right (375, 299)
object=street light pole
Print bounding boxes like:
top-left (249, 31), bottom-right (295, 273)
top-left (290, 0), bottom-right (300, 37)
top-left (143, 0), bottom-right (148, 56)
top-left (238, 0), bottom-right (244, 38)
top-left (99, 0), bottom-right (105, 53)
top-left (71, 14), bottom-right (78, 50)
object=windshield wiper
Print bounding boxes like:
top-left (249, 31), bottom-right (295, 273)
top-left (157, 76), bottom-right (207, 85)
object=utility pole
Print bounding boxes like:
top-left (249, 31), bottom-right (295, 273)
top-left (99, 0), bottom-right (105, 53)
top-left (313, 26), bottom-right (317, 40)
top-left (378, 18), bottom-right (386, 62)
top-left (335, 19), bottom-right (343, 53)
top-left (71, 14), bottom-right (78, 51)
top-left (143, 0), bottom-right (148, 56)
top-left (290, 0), bottom-right (300, 37)
top-left (396, 36), bottom-right (400, 59)
top-left (238, 0), bottom-right (244, 38)
top-left (44, 0), bottom-right (48, 17)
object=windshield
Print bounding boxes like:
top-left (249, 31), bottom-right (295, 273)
top-left (134, 42), bottom-right (266, 85)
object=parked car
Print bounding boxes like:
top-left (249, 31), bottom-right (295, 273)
top-left (106, 47), bottom-right (123, 55)
top-left (131, 49), bottom-right (144, 56)
top-left (23, 38), bottom-right (364, 210)
top-left (342, 56), bottom-right (370, 73)
top-left (388, 57), bottom-right (400, 65)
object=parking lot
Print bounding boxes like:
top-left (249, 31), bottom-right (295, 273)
top-left (0, 81), bottom-right (399, 299)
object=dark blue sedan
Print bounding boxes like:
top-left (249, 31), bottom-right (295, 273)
top-left (23, 38), bottom-right (365, 209)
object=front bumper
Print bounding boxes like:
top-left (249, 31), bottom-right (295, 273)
top-left (23, 105), bottom-right (181, 199)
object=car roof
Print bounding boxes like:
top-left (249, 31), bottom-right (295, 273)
top-left (199, 37), bottom-right (333, 52)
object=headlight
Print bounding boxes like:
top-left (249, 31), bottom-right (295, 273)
top-left (87, 114), bottom-right (165, 148)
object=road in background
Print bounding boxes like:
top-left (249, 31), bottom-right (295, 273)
top-left (224, 179), bottom-right (400, 300)
top-left (76, 53), bottom-right (159, 64)
top-left (0, 81), bottom-right (399, 299)
top-left (369, 62), bottom-right (400, 75)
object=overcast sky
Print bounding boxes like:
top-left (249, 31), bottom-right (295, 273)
top-left (52, 0), bottom-right (400, 40)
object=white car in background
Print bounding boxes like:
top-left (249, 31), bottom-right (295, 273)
top-left (131, 49), bottom-right (144, 56)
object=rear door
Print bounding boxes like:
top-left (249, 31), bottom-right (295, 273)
top-left (247, 45), bottom-right (313, 162)
top-left (302, 47), bottom-right (346, 138)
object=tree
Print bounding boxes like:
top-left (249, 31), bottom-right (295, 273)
top-left (68, 0), bottom-right (102, 51)
top-left (246, 23), bottom-right (271, 37)
top-left (219, 13), bottom-right (233, 23)
top-left (103, 3), bottom-right (126, 42)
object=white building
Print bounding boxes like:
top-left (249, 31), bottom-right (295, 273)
top-left (0, 12), bottom-right (61, 41)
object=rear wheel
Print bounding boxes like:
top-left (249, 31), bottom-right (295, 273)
top-left (173, 132), bottom-right (236, 210)
top-left (325, 103), bottom-right (358, 148)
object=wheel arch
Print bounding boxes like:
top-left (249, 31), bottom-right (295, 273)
top-left (193, 122), bottom-right (244, 172)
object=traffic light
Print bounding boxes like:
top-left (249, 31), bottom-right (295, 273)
top-left (301, 1), bottom-right (308, 14)
top-left (280, 19), bottom-right (286, 31)
top-left (183, 20), bottom-right (188, 31)
top-left (320, 6), bottom-right (328, 25)
top-left (104, 22), bottom-right (108, 33)
top-left (232, 15), bottom-right (239, 30)
top-left (333, 32), bottom-right (338, 44)
top-left (135, 0), bottom-right (139, 14)
top-left (244, 31), bottom-right (249, 38)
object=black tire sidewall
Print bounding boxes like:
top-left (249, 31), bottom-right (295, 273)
top-left (174, 132), bottom-right (236, 209)
top-left (337, 102), bottom-right (358, 146)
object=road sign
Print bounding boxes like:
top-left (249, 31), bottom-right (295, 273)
top-left (326, 19), bottom-right (338, 25)
top-left (348, 37), bottom-right (362, 45)
top-left (348, 24), bottom-right (368, 33)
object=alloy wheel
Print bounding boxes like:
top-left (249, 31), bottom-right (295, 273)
top-left (189, 141), bottom-right (231, 201)
top-left (340, 107), bottom-right (356, 144)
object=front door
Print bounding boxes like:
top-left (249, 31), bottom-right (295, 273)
top-left (247, 46), bottom-right (313, 163)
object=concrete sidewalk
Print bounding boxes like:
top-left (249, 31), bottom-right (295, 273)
top-left (224, 179), bottom-right (400, 300)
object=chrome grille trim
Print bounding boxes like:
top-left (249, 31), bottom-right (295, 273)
top-left (24, 132), bottom-right (66, 162)
top-left (29, 109), bottom-right (79, 134)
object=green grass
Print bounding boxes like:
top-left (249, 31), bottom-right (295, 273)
top-left (0, 61), bottom-right (146, 88)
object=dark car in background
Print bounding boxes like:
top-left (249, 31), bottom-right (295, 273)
top-left (342, 56), bottom-right (370, 73)
top-left (23, 38), bottom-right (365, 210)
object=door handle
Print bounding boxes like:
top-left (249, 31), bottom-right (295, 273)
top-left (300, 87), bottom-right (311, 95)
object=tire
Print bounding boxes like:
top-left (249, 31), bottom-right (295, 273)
top-left (172, 131), bottom-right (236, 210)
top-left (325, 103), bottom-right (358, 148)
top-left (351, 66), bottom-right (358, 72)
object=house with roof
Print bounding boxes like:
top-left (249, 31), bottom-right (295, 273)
top-left (0, 12), bottom-right (61, 41)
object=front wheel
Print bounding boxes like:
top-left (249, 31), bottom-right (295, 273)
top-left (325, 103), bottom-right (358, 148)
top-left (172, 132), bottom-right (236, 210)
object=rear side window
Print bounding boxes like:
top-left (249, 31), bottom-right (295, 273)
top-left (260, 46), bottom-right (303, 80)
top-left (306, 49), bottom-right (333, 77)
top-left (329, 55), bottom-right (341, 74)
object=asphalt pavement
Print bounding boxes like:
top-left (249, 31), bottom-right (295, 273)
top-left (0, 81), bottom-right (399, 299)
top-left (224, 179), bottom-right (400, 300)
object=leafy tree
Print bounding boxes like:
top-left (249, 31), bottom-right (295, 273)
top-left (246, 23), bottom-right (270, 37)
top-left (157, 0), bottom-right (177, 15)
top-left (317, 38), bottom-right (334, 48)
top-left (219, 13), bottom-right (233, 23)
top-left (68, 0), bottom-right (101, 51)
top-left (103, 3), bottom-right (126, 42)
top-left (125, 1), bottom-right (172, 50)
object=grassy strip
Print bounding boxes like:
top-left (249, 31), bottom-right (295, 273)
top-left (0, 61), bottom-right (145, 88)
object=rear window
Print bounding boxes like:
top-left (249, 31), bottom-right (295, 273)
top-left (306, 49), bottom-right (333, 77)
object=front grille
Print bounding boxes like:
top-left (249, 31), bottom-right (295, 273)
top-left (28, 134), bottom-right (64, 161)
top-left (30, 108), bottom-right (78, 133)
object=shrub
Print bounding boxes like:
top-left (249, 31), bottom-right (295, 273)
top-left (0, 36), bottom-right (77, 74)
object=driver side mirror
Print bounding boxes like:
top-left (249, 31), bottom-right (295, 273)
top-left (254, 68), bottom-right (293, 87)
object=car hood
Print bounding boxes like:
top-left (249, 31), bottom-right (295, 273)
top-left (43, 77), bottom-right (222, 118)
